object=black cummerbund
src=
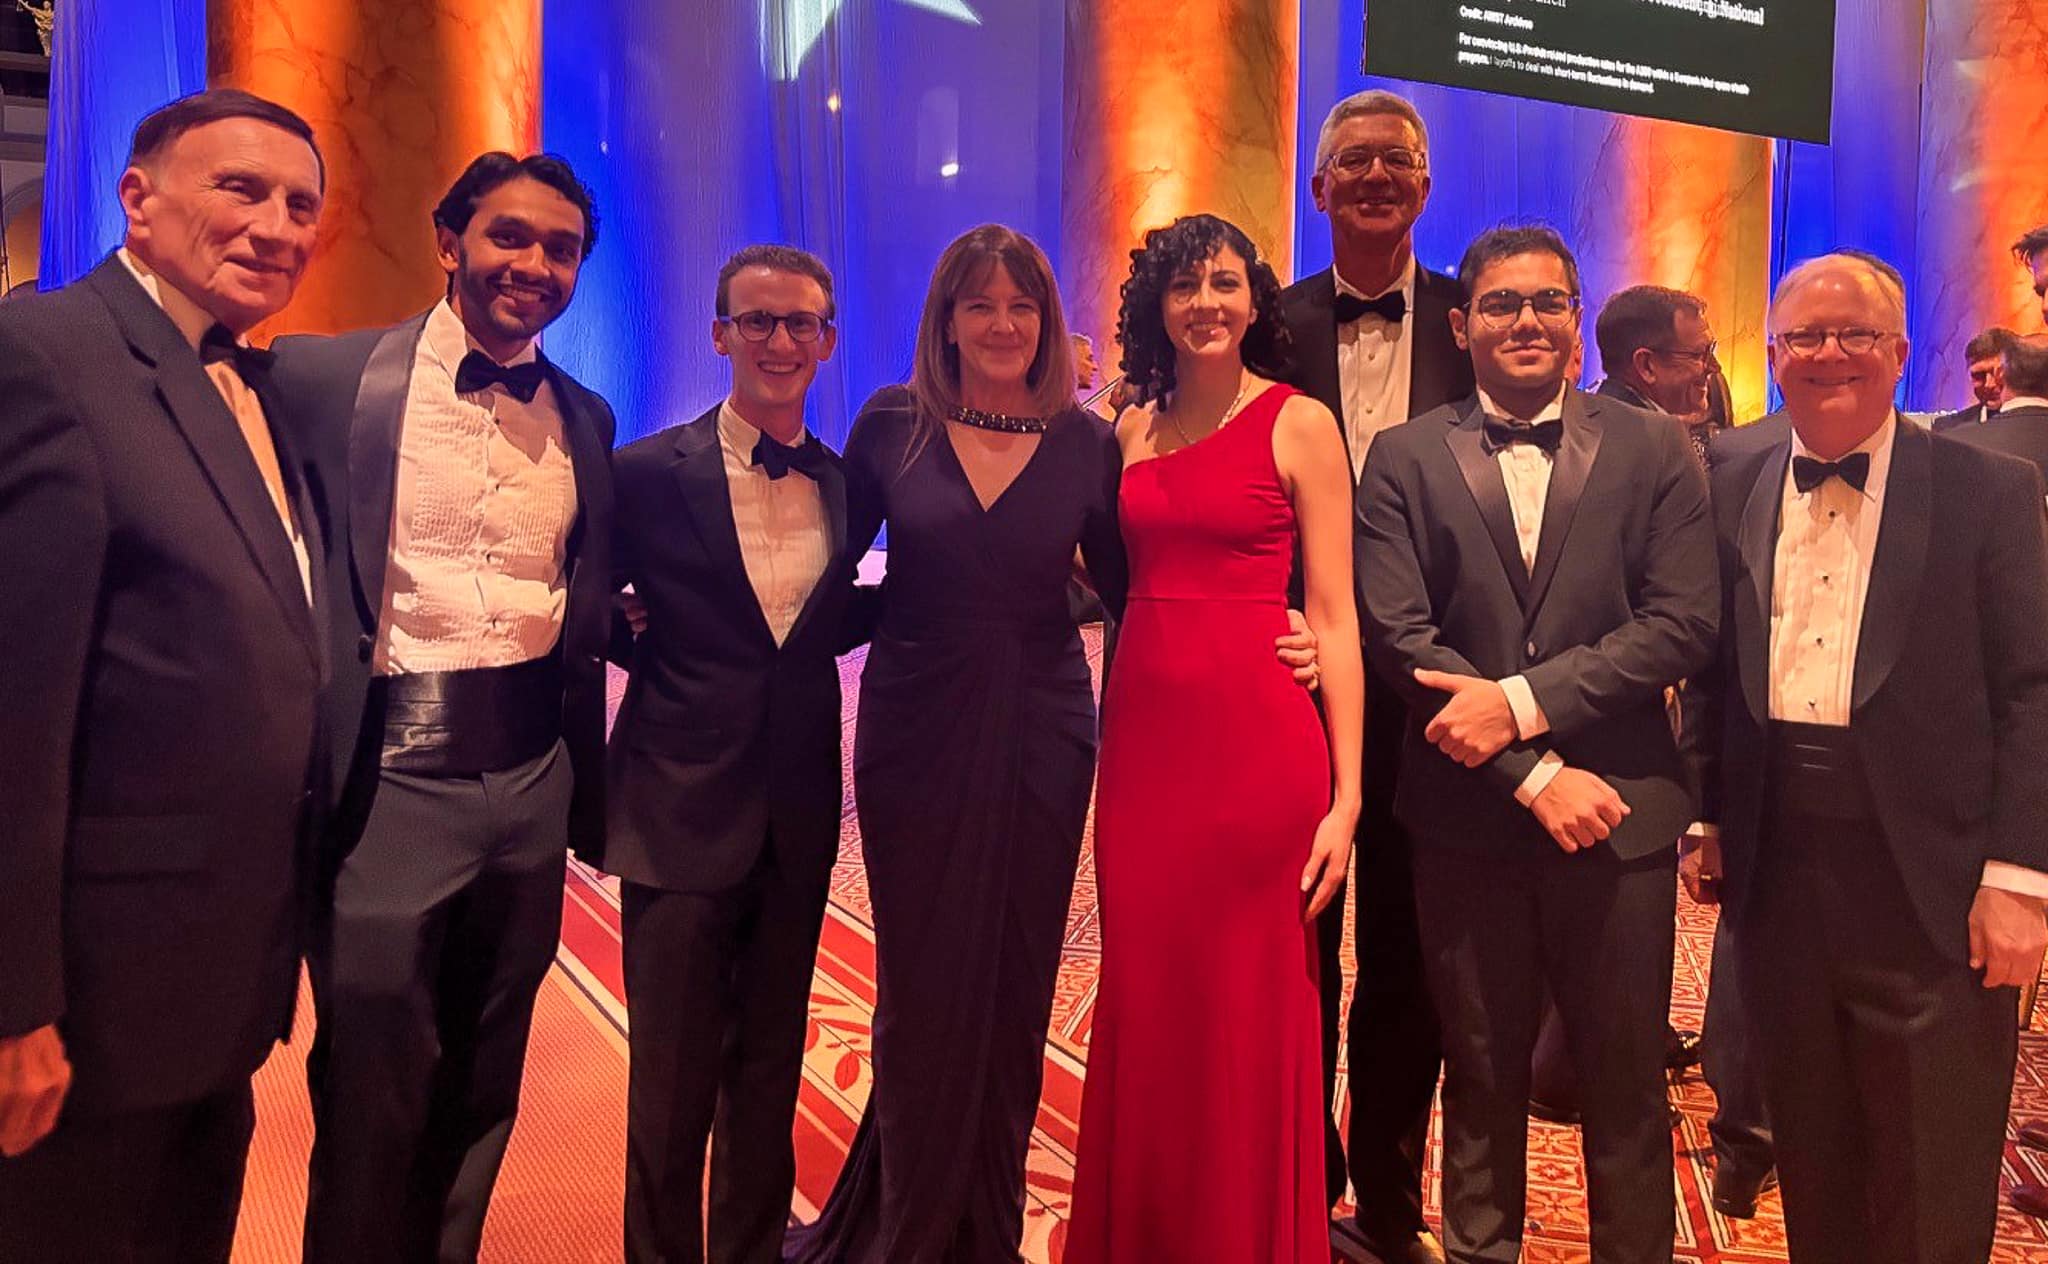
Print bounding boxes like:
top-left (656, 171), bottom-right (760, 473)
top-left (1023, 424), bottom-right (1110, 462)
top-left (1766, 721), bottom-right (1875, 821)
top-left (375, 655), bottom-right (562, 776)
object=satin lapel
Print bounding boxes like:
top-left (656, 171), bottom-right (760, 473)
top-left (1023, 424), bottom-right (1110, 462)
top-left (782, 452), bottom-right (848, 650)
top-left (84, 259), bottom-right (319, 664)
top-left (548, 366), bottom-right (614, 589)
top-left (1409, 271), bottom-right (1462, 415)
top-left (250, 370), bottom-right (327, 676)
top-left (1733, 438), bottom-right (1787, 725)
top-left (1522, 389), bottom-right (1603, 619)
top-left (346, 314), bottom-right (430, 626)
top-left (1853, 418), bottom-right (1928, 713)
top-left (671, 415), bottom-right (776, 648)
top-left (1291, 272), bottom-right (1345, 433)
top-left (1443, 399), bottom-right (1531, 608)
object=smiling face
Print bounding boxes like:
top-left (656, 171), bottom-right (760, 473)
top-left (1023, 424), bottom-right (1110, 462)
top-left (1311, 111), bottom-right (1431, 254)
top-left (1161, 244), bottom-right (1254, 370)
top-left (947, 262), bottom-right (1043, 396)
top-left (1636, 307), bottom-right (1719, 416)
top-left (119, 116), bottom-right (324, 333)
top-left (713, 265), bottom-right (835, 429)
top-left (438, 175), bottom-right (586, 353)
top-left (1769, 260), bottom-right (1907, 442)
top-left (1449, 250), bottom-right (1580, 404)
top-left (1969, 353), bottom-right (2006, 409)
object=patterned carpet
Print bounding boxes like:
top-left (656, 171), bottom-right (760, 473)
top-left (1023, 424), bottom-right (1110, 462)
top-left (235, 628), bottom-right (2048, 1261)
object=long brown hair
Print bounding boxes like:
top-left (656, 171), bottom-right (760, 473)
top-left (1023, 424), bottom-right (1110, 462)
top-left (909, 224), bottom-right (1076, 428)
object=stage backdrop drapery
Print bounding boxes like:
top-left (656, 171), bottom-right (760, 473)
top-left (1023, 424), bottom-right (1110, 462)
top-left (38, 0), bottom-right (204, 289)
top-left (540, 0), bottom-right (1067, 451)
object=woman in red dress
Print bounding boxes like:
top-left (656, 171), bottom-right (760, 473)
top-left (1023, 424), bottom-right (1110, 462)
top-left (1066, 214), bottom-right (1365, 1262)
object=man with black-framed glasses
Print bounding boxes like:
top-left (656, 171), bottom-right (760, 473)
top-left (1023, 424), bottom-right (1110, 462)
top-left (1281, 90), bottom-right (1473, 1262)
top-left (604, 243), bottom-right (875, 1264)
top-left (1683, 252), bottom-right (2048, 1264)
top-left (1594, 285), bottom-right (1725, 466)
top-left (1357, 224), bottom-right (1717, 1263)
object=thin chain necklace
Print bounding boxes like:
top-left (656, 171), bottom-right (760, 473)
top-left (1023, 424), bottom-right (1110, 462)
top-left (1164, 373), bottom-right (1254, 448)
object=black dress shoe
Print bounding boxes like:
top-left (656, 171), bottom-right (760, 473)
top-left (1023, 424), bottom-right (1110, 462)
top-left (1665, 1027), bottom-right (1704, 1072)
top-left (2019, 1120), bottom-right (2048, 1151)
top-left (1527, 1096), bottom-right (1580, 1126)
top-left (1710, 1162), bottom-right (1779, 1219)
top-left (1351, 1226), bottom-right (1447, 1264)
top-left (2014, 1182), bottom-right (2048, 1219)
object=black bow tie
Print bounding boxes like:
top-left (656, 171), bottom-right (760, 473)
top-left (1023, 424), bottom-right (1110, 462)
top-left (198, 324), bottom-right (276, 382)
top-left (1792, 451), bottom-right (1871, 494)
top-left (752, 433), bottom-right (829, 481)
top-left (1334, 289), bottom-right (1407, 325)
top-left (1480, 417), bottom-right (1563, 455)
top-left (455, 351), bottom-right (546, 403)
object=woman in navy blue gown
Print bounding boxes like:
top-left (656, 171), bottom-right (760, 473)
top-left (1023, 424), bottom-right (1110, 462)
top-left (785, 225), bottom-right (1126, 1263)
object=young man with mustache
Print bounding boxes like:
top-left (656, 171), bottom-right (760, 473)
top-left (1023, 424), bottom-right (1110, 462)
top-left (1356, 225), bottom-right (1718, 1264)
top-left (269, 152), bottom-right (616, 1264)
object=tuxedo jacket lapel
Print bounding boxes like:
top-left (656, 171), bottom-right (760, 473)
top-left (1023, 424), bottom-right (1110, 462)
top-left (1854, 418), bottom-right (1928, 713)
top-left (85, 259), bottom-right (319, 668)
top-left (1444, 399), bottom-right (1532, 608)
top-left (1409, 270), bottom-right (1463, 416)
top-left (345, 313), bottom-right (430, 626)
top-left (1522, 390), bottom-right (1604, 620)
top-left (1291, 270), bottom-right (1344, 435)
top-left (671, 411), bottom-right (776, 648)
top-left (782, 452), bottom-right (848, 651)
top-left (1734, 439), bottom-right (1787, 724)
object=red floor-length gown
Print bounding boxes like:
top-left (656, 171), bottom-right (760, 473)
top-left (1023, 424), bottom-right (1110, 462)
top-left (1067, 383), bottom-right (1331, 1263)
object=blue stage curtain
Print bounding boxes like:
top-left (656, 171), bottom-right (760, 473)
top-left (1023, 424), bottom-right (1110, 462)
top-left (39, 0), bottom-right (205, 289)
top-left (542, 0), bottom-right (1067, 450)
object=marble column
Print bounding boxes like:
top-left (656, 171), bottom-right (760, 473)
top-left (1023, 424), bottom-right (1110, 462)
top-left (1606, 119), bottom-right (1776, 424)
top-left (208, 0), bottom-right (540, 338)
top-left (1914, 0), bottom-right (2048, 399)
top-left (1061, 0), bottom-right (1297, 355)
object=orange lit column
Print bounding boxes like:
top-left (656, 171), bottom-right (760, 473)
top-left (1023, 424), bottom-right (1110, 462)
top-left (1912, 0), bottom-right (2048, 396)
top-left (1060, 0), bottom-right (1298, 354)
top-left (208, 0), bottom-right (540, 337)
top-left (1582, 117), bottom-right (1774, 422)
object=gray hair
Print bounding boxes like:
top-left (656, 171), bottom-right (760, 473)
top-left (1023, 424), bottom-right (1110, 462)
top-left (1313, 90), bottom-right (1429, 170)
top-left (1770, 252), bottom-right (1907, 333)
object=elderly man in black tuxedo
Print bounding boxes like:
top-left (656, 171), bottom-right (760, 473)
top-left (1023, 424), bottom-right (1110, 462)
top-left (605, 244), bottom-right (874, 1264)
top-left (270, 153), bottom-right (615, 1264)
top-left (0, 89), bottom-right (327, 1262)
top-left (1687, 253), bottom-right (2048, 1264)
top-left (1357, 224), bottom-right (1718, 1264)
top-left (1281, 88), bottom-right (1473, 1263)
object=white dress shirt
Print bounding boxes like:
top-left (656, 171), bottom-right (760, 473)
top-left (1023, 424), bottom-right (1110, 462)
top-left (374, 300), bottom-right (578, 674)
top-left (2003, 395), bottom-right (2048, 412)
top-left (1470, 387), bottom-right (1568, 806)
top-left (116, 249), bottom-right (312, 602)
top-left (717, 401), bottom-right (831, 646)
top-left (1767, 415), bottom-right (2048, 897)
top-left (1334, 258), bottom-right (1418, 480)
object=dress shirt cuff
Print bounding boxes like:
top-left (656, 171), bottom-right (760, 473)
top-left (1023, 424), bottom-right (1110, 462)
top-left (1514, 751), bottom-right (1566, 808)
top-left (1981, 861), bottom-right (2048, 901)
top-left (1500, 674), bottom-right (1550, 740)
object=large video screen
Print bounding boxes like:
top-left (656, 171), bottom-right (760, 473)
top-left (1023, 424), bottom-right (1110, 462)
top-left (1365, 0), bottom-right (1836, 143)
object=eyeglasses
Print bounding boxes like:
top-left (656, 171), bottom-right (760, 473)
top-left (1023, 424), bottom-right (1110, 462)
top-left (1771, 327), bottom-right (1893, 357)
top-left (1322, 145), bottom-right (1426, 177)
top-left (720, 310), bottom-right (830, 343)
top-left (1471, 288), bottom-right (1581, 328)
top-left (1650, 340), bottom-right (1719, 365)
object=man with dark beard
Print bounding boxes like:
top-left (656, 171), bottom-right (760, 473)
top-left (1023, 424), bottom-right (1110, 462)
top-left (270, 153), bottom-right (615, 1263)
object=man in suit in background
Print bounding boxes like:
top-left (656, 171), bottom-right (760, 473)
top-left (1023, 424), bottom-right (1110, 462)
top-left (1932, 326), bottom-right (2016, 432)
top-left (606, 245), bottom-right (870, 1264)
top-left (1687, 253), bottom-right (2048, 1263)
top-left (1594, 284), bottom-right (1724, 462)
top-left (2017, 225), bottom-right (2048, 329)
top-left (271, 152), bottom-right (615, 1263)
top-left (0, 89), bottom-right (327, 1261)
top-left (1281, 88), bottom-right (1473, 1264)
top-left (1958, 333), bottom-right (2048, 479)
top-left (1357, 224), bottom-right (1718, 1264)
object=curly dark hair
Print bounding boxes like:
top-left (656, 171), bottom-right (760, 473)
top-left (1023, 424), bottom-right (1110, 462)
top-left (1117, 214), bottom-right (1293, 406)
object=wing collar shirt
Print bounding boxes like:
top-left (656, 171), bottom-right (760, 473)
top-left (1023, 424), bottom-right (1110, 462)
top-left (1333, 256), bottom-right (1418, 480)
top-left (1769, 414), bottom-right (2046, 897)
top-left (717, 400), bottom-right (831, 646)
top-left (117, 248), bottom-right (311, 603)
top-left (373, 299), bottom-right (578, 674)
